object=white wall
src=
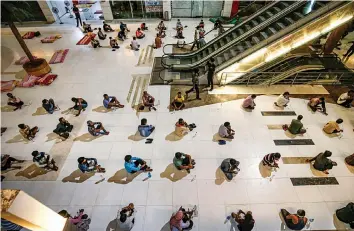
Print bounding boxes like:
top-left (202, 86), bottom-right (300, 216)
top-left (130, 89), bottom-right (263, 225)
top-left (222, 0), bottom-right (232, 17)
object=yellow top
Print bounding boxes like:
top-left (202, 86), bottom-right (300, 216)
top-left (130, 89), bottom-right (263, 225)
top-left (323, 121), bottom-right (340, 134)
top-left (174, 95), bottom-right (184, 103)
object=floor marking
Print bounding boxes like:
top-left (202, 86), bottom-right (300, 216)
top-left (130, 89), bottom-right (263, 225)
top-left (131, 77), bottom-right (142, 108)
top-left (127, 75), bottom-right (137, 102)
top-left (137, 48), bottom-right (145, 65)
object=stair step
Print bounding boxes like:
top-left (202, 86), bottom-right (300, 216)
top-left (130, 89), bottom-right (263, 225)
top-left (273, 7), bottom-right (281, 13)
top-left (245, 41), bottom-right (252, 49)
top-left (284, 17), bottom-right (295, 25)
top-left (260, 32), bottom-right (269, 40)
top-left (251, 20), bottom-right (259, 27)
top-left (252, 36), bottom-right (260, 44)
top-left (266, 11), bottom-right (273, 18)
top-left (280, 2), bottom-right (289, 8)
top-left (258, 15), bottom-right (266, 22)
top-left (267, 27), bottom-right (277, 35)
top-left (230, 49), bottom-right (237, 56)
top-left (293, 12), bottom-right (304, 19)
top-left (276, 22), bottom-right (286, 29)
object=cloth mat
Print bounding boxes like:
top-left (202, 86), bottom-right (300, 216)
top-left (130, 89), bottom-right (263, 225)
top-left (1, 80), bottom-right (18, 92)
top-left (76, 34), bottom-right (96, 45)
top-left (14, 56), bottom-right (38, 65)
top-left (41, 35), bottom-right (62, 43)
top-left (22, 32), bottom-right (35, 39)
top-left (49, 49), bottom-right (69, 64)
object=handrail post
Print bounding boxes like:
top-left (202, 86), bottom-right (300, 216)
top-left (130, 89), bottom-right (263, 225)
top-left (291, 73), bottom-right (298, 86)
top-left (247, 73), bottom-right (251, 86)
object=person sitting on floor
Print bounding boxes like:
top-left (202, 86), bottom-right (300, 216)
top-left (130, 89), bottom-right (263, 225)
top-left (136, 28), bottom-right (145, 39)
top-left (103, 21), bottom-right (114, 32)
top-left (6, 93), bottom-right (24, 111)
top-left (1, 154), bottom-right (24, 171)
top-left (130, 37), bottom-right (140, 51)
top-left (280, 209), bottom-right (308, 230)
top-left (118, 203), bottom-right (135, 231)
top-left (118, 30), bottom-right (126, 41)
top-left (87, 120), bottom-right (109, 136)
top-left (78, 157), bottom-right (105, 173)
top-left (141, 22), bottom-right (148, 31)
top-left (124, 155), bottom-right (153, 174)
top-left (90, 36), bottom-right (101, 48)
top-left (173, 152), bottom-right (195, 173)
top-left (59, 209), bottom-right (89, 227)
top-left (284, 115), bottom-right (306, 135)
top-left (176, 19), bottom-right (183, 30)
top-left (218, 122), bottom-right (235, 139)
top-left (32, 151), bottom-right (58, 171)
top-left (221, 158), bottom-right (240, 181)
top-left (308, 97), bottom-right (327, 115)
top-left (345, 153), bottom-right (354, 166)
top-left (142, 91), bottom-right (156, 111)
top-left (138, 118), bottom-right (155, 137)
top-left (171, 92), bottom-right (185, 110)
top-left (231, 210), bottom-right (255, 231)
top-left (70, 97), bottom-right (88, 117)
top-left (337, 90), bottom-right (354, 108)
top-left (82, 22), bottom-right (93, 33)
top-left (154, 33), bottom-right (162, 49)
top-left (53, 117), bottom-right (73, 140)
top-left (18, 123), bottom-right (39, 140)
top-left (323, 118), bottom-right (343, 134)
top-left (199, 19), bottom-right (205, 28)
top-left (158, 21), bottom-right (166, 30)
top-left (170, 208), bottom-right (194, 231)
top-left (242, 94), bottom-right (257, 110)
top-left (262, 152), bottom-right (281, 168)
top-left (109, 37), bottom-right (120, 51)
top-left (274, 92), bottom-right (290, 107)
top-left (307, 150), bottom-right (337, 174)
top-left (42, 98), bottom-right (59, 114)
top-left (175, 118), bottom-right (196, 137)
top-left (97, 28), bottom-right (107, 40)
top-left (336, 202), bottom-right (354, 229)
top-left (158, 27), bottom-right (166, 38)
top-left (120, 21), bottom-right (130, 33)
top-left (103, 94), bottom-right (124, 109)
top-left (175, 27), bottom-right (185, 39)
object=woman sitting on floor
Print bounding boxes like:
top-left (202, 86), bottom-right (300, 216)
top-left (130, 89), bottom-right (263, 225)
top-left (90, 37), bottom-right (101, 48)
top-left (154, 33), bottom-right (162, 49)
top-left (158, 21), bottom-right (166, 30)
top-left (136, 28), bottom-right (145, 39)
top-left (307, 150), bottom-right (337, 174)
top-left (18, 123), bottom-right (39, 140)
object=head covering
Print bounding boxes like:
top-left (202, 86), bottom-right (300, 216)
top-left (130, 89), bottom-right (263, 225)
top-left (169, 211), bottom-right (183, 228)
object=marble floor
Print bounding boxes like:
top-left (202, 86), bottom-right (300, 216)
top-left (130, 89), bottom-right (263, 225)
top-left (1, 19), bottom-right (354, 231)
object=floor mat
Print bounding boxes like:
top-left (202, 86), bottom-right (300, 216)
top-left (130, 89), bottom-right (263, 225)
top-left (290, 177), bottom-right (339, 186)
top-left (137, 46), bottom-right (154, 67)
top-left (48, 49), bottom-right (69, 64)
top-left (282, 157), bottom-right (309, 164)
top-left (274, 139), bottom-right (315, 145)
top-left (76, 34), bottom-right (96, 45)
top-left (267, 125), bottom-right (284, 130)
top-left (261, 111), bottom-right (297, 116)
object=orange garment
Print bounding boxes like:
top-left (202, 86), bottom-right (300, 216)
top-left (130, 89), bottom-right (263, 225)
top-left (136, 30), bottom-right (143, 38)
top-left (323, 121), bottom-right (340, 134)
top-left (286, 214), bottom-right (308, 225)
top-left (155, 37), bottom-right (162, 48)
top-left (309, 98), bottom-right (320, 107)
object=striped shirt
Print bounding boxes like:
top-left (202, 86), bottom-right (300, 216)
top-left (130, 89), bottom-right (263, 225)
top-left (263, 153), bottom-right (276, 166)
top-left (1, 218), bottom-right (23, 231)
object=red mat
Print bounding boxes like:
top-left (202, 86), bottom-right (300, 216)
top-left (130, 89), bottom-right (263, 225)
top-left (49, 49), bottom-right (69, 64)
top-left (76, 34), bottom-right (96, 45)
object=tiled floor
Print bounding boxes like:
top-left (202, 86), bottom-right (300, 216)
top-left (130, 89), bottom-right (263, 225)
top-left (1, 19), bottom-right (354, 230)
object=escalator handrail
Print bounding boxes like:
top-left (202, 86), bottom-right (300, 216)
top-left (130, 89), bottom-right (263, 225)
top-left (161, 54), bottom-right (170, 69)
top-left (224, 0), bottom-right (271, 24)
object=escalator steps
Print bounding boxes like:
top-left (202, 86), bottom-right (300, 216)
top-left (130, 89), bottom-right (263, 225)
top-left (276, 22), bottom-right (285, 29)
top-left (260, 32), bottom-right (269, 40)
top-left (252, 36), bottom-right (261, 44)
top-left (293, 12), bottom-right (304, 19)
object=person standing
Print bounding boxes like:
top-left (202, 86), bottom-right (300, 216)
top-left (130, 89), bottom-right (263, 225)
top-left (185, 69), bottom-right (201, 100)
top-left (206, 58), bottom-right (216, 91)
top-left (72, 4), bottom-right (82, 27)
top-left (191, 26), bottom-right (200, 51)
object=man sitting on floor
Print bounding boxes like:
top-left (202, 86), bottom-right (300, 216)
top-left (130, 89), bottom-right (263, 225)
top-left (109, 37), bottom-right (120, 51)
top-left (336, 202), bottom-right (354, 229)
top-left (32, 151), bottom-right (58, 171)
top-left (136, 28), bottom-right (145, 39)
top-left (158, 21), bottom-right (166, 30)
top-left (280, 209), bottom-right (308, 230)
top-left (171, 92), bottom-right (185, 110)
top-left (118, 203), bottom-right (136, 231)
top-left (231, 210), bottom-right (255, 231)
top-left (218, 122), bottom-right (235, 139)
top-left (138, 118), bottom-right (155, 138)
top-left (323, 118), bottom-right (343, 134)
top-left (337, 90), bottom-right (354, 108)
top-left (18, 123), bottom-right (39, 140)
top-left (118, 30), bottom-right (126, 41)
top-left (175, 27), bottom-right (185, 39)
top-left (141, 22), bottom-right (148, 31)
top-left (221, 158), bottom-right (240, 181)
top-left (308, 97), bottom-right (327, 115)
top-left (307, 150), bottom-right (337, 174)
top-left (78, 157), bottom-right (105, 173)
top-left (262, 152), bottom-right (281, 168)
top-left (53, 117), bottom-right (74, 140)
top-left (130, 37), bottom-right (140, 51)
top-left (1, 154), bottom-right (24, 171)
top-left (242, 94), bottom-right (257, 110)
top-left (175, 118), bottom-right (196, 137)
top-left (87, 120), bottom-right (109, 136)
top-left (103, 21), bottom-right (114, 32)
top-left (103, 94), bottom-right (124, 109)
top-left (283, 115), bottom-right (306, 135)
top-left (173, 152), bottom-right (195, 173)
top-left (7, 93), bottom-right (24, 111)
top-left (120, 22), bottom-right (130, 34)
top-left (274, 92), bottom-right (290, 107)
top-left (97, 28), bottom-right (107, 40)
top-left (124, 155), bottom-right (153, 173)
top-left (82, 22), bottom-right (93, 33)
top-left (70, 97), bottom-right (88, 116)
top-left (142, 91), bottom-right (156, 111)
top-left (42, 98), bottom-right (59, 114)
top-left (90, 36), bottom-right (101, 48)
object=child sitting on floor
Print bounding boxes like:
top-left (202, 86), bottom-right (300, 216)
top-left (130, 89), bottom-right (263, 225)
top-left (130, 37), bottom-right (140, 51)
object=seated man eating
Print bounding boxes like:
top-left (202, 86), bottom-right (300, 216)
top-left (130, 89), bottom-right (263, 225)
top-left (109, 37), bottom-right (120, 51)
top-left (280, 209), bottom-right (308, 230)
top-left (103, 21), bottom-right (114, 32)
top-left (262, 152), bottom-right (281, 168)
top-left (175, 118), bottom-right (196, 137)
top-left (136, 28), bottom-right (145, 39)
top-left (218, 122), bottom-right (235, 139)
top-left (77, 157), bottom-right (105, 173)
top-left (87, 120), bottom-right (109, 136)
top-left (220, 158), bottom-right (240, 181)
top-left (53, 117), bottom-right (74, 140)
top-left (7, 93), bottom-right (24, 111)
top-left (70, 97), bottom-right (88, 116)
top-left (138, 118), bottom-right (155, 137)
top-left (142, 91), bottom-right (156, 111)
top-left (337, 90), bottom-right (354, 108)
top-left (308, 97), bottom-right (327, 115)
top-left (42, 98), bottom-right (59, 114)
top-left (283, 115), bottom-right (306, 135)
top-left (124, 155), bottom-right (153, 173)
top-left (274, 92), bottom-right (290, 107)
top-left (242, 94), bottom-right (257, 110)
top-left (323, 118), bottom-right (343, 134)
top-left (173, 152), bottom-right (195, 173)
top-left (103, 94), bottom-right (124, 109)
top-left (171, 92), bottom-right (185, 110)
top-left (158, 21), bottom-right (166, 30)
top-left (32, 151), bottom-right (58, 171)
top-left (18, 123), bottom-right (39, 140)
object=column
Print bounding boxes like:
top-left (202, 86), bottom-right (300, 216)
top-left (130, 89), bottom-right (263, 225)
top-left (162, 0), bottom-right (172, 20)
top-left (222, 1), bottom-right (233, 17)
top-left (38, 1), bottom-right (56, 23)
top-left (101, 1), bottom-right (114, 21)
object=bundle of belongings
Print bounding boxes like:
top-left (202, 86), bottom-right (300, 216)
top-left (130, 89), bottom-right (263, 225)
top-left (22, 31), bottom-right (41, 39)
top-left (41, 35), bottom-right (62, 43)
top-left (17, 73), bottom-right (58, 88)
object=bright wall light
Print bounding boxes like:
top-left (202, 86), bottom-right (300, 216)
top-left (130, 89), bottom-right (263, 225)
top-left (292, 31), bottom-right (320, 48)
top-left (240, 48), bottom-right (268, 63)
top-left (321, 15), bottom-right (353, 34)
top-left (265, 47), bottom-right (291, 62)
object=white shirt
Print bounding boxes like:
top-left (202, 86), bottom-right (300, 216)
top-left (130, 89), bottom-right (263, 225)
top-left (276, 94), bottom-right (290, 106)
top-left (337, 92), bottom-right (350, 104)
top-left (218, 125), bottom-right (229, 137)
top-left (131, 40), bottom-right (139, 50)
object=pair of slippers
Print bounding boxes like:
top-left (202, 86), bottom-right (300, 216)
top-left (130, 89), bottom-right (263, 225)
top-left (145, 138), bottom-right (153, 144)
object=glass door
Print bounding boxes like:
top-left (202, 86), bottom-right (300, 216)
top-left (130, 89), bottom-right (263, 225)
top-left (191, 0), bottom-right (203, 18)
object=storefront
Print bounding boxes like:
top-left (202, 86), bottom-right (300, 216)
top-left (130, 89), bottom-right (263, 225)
top-left (171, 0), bottom-right (224, 18)
top-left (109, 0), bottom-right (163, 19)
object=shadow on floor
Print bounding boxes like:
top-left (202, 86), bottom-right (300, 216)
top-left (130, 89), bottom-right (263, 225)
top-left (345, 163), bottom-right (354, 174)
top-left (309, 163), bottom-right (328, 177)
top-left (128, 131), bottom-right (146, 141)
top-left (108, 168), bottom-right (140, 184)
top-left (212, 133), bottom-right (232, 142)
top-left (214, 167), bottom-right (230, 185)
top-left (165, 131), bottom-right (184, 142)
top-left (1, 105), bottom-right (15, 112)
top-left (1, 46), bottom-right (15, 72)
top-left (106, 219), bottom-right (119, 231)
top-left (284, 130), bottom-right (298, 139)
top-left (61, 108), bottom-right (77, 115)
top-left (74, 133), bottom-right (100, 142)
top-left (32, 107), bottom-right (48, 116)
top-left (92, 106), bottom-right (113, 113)
top-left (15, 164), bottom-right (48, 179)
top-left (46, 132), bottom-right (60, 142)
top-left (62, 169), bottom-right (95, 183)
top-left (259, 161), bottom-right (272, 178)
top-left (160, 222), bottom-right (170, 231)
top-left (6, 134), bottom-right (30, 144)
top-left (333, 213), bottom-right (350, 230)
top-left (160, 163), bottom-right (188, 182)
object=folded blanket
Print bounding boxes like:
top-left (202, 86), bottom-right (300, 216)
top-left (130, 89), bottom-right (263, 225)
top-left (36, 73), bottom-right (58, 86)
top-left (14, 56), bottom-right (38, 65)
top-left (22, 32), bottom-right (35, 39)
top-left (41, 35), bottom-right (62, 43)
top-left (77, 34), bottom-right (96, 45)
top-left (17, 75), bottom-right (39, 88)
top-left (49, 49), bottom-right (69, 64)
top-left (1, 80), bottom-right (18, 92)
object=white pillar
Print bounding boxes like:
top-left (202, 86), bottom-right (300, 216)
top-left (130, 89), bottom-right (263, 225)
top-left (101, 1), bottom-right (114, 21)
top-left (37, 1), bottom-right (56, 23)
top-left (222, 1), bottom-right (232, 17)
top-left (162, 0), bottom-right (172, 20)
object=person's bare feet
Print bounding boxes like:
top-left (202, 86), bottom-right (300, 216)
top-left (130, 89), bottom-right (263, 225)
top-left (104, 132), bottom-right (110, 135)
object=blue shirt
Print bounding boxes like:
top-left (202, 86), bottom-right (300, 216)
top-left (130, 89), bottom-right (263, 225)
top-left (103, 96), bottom-right (113, 108)
top-left (1, 218), bottom-right (23, 230)
top-left (124, 157), bottom-right (141, 173)
top-left (78, 158), bottom-right (97, 172)
top-left (138, 125), bottom-right (153, 137)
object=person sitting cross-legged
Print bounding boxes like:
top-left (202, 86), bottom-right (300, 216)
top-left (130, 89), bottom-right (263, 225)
top-left (336, 202), bottom-right (354, 229)
top-left (242, 94), bottom-right (257, 110)
top-left (173, 152), bottom-right (195, 173)
top-left (53, 117), bottom-right (73, 140)
top-left (42, 98), bottom-right (59, 114)
top-left (262, 152), bottom-right (281, 168)
top-left (280, 209), bottom-right (308, 230)
top-left (274, 91), bottom-right (290, 107)
top-left (140, 22), bottom-right (148, 31)
top-left (218, 122), bottom-right (235, 139)
top-left (82, 22), bottom-right (93, 33)
top-left (118, 30), bottom-right (126, 41)
top-left (7, 93), bottom-right (24, 111)
top-left (1, 154), bottom-right (25, 171)
top-left (103, 94), bottom-right (124, 109)
top-left (308, 97), bottom-right (327, 115)
top-left (221, 158), bottom-right (240, 181)
top-left (175, 27), bottom-right (185, 39)
top-left (109, 37), bottom-right (120, 51)
top-left (170, 207), bottom-right (195, 231)
top-left (171, 92), bottom-right (185, 110)
top-left (283, 115), bottom-right (306, 135)
top-left (142, 91), bottom-right (156, 111)
top-left (32, 151), bottom-right (58, 171)
top-left (78, 157), bottom-right (105, 173)
top-left (87, 120), bottom-right (109, 136)
top-left (138, 118), bottom-right (155, 138)
top-left (124, 155), bottom-right (153, 174)
top-left (130, 37), bottom-right (140, 51)
top-left (158, 21), bottom-right (166, 30)
top-left (345, 154), bottom-right (354, 166)
top-left (103, 21), bottom-right (114, 32)
top-left (70, 97), bottom-right (88, 117)
top-left (337, 90), bottom-right (354, 108)
top-left (136, 28), bottom-right (145, 39)
top-left (323, 118), bottom-right (343, 134)
top-left (118, 203), bottom-right (136, 231)
top-left (18, 123), bottom-right (39, 140)
top-left (175, 118), bottom-right (196, 137)
top-left (90, 36), bottom-right (101, 48)
top-left (307, 150), bottom-right (337, 174)
top-left (97, 28), bottom-right (107, 40)
top-left (231, 210), bottom-right (255, 231)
